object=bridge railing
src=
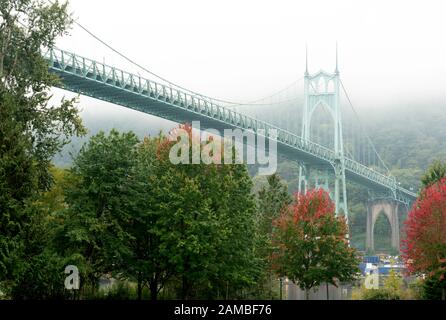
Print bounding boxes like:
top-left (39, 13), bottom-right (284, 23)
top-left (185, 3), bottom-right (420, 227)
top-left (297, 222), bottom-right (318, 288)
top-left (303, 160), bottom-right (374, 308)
top-left (44, 47), bottom-right (416, 202)
top-left (344, 157), bottom-right (396, 189)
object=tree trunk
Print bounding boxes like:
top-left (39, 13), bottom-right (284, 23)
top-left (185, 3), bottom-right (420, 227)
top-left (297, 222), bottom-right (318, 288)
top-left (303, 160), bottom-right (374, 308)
top-left (181, 275), bottom-right (189, 300)
top-left (137, 272), bottom-right (142, 300)
top-left (305, 289), bottom-right (310, 300)
top-left (279, 278), bottom-right (283, 300)
top-left (150, 281), bottom-right (158, 301)
top-left (326, 283), bottom-right (329, 300)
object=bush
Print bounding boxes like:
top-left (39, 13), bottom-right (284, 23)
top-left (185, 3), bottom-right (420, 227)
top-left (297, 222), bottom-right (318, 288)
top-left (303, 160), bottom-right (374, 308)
top-left (405, 278), bottom-right (424, 300)
top-left (83, 281), bottom-right (141, 300)
top-left (361, 288), bottom-right (400, 300)
top-left (9, 250), bottom-right (70, 300)
top-left (422, 275), bottom-right (446, 300)
top-left (351, 271), bottom-right (412, 300)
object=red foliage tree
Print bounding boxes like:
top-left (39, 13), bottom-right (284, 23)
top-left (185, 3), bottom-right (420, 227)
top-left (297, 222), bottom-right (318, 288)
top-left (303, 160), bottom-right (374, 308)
top-left (272, 189), bottom-right (359, 299)
top-left (402, 177), bottom-right (446, 277)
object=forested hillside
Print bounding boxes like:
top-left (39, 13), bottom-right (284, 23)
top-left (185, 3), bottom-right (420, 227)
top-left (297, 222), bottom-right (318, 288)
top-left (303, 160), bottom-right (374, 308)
top-left (367, 102), bottom-right (446, 189)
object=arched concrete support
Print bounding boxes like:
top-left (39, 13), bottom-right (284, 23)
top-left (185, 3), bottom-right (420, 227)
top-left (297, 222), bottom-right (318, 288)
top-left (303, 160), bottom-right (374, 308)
top-left (366, 199), bottom-right (400, 252)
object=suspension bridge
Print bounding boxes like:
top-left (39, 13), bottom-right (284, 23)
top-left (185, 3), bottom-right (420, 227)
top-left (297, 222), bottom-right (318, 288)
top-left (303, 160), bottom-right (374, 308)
top-left (44, 45), bottom-right (417, 251)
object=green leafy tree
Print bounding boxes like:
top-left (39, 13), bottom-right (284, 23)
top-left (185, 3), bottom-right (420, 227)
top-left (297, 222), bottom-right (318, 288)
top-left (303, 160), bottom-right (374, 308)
top-left (422, 262), bottom-right (446, 300)
top-left (255, 173), bottom-right (292, 298)
top-left (257, 174), bottom-right (292, 236)
top-left (210, 160), bottom-right (260, 299)
top-left (0, 0), bottom-right (85, 295)
top-left (59, 130), bottom-right (139, 295)
top-left (152, 125), bottom-right (260, 299)
top-left (113, 135), bottom-right (162, 300)
top-left (2, 166), bottom-right (84, 299)
top-left (421, 160), bottom-right (446, 189)
top-left (272, 189), bottom-right (360, 299)
top-left (115, 133), bottom-right (197, 300)
top-left (60, 126), bottom-right (262, 300)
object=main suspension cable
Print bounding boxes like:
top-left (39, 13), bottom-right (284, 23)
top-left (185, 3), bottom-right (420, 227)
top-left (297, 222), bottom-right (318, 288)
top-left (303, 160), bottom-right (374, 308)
top-left (340, 79), bottom-right (391, 174)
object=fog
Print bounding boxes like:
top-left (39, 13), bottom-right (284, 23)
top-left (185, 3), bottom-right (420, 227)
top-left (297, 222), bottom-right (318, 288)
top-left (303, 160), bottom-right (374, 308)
top-left (52, 0), bottom-right (446, 112)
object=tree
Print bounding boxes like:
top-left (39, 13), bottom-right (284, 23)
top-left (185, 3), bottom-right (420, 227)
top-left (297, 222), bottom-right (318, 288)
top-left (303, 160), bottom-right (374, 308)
top-left (210, 159), bottom-right (260, 299)
top-left (255, 173), bottom-right (292, 298)
top-left (383, 268), bottom-right (404, 299)
top-left (257, 174), bottom-right (292, 236)
top-left (59, 125), bottom-right (262, 300)
top-left (116, 133), bottom-right (192, 300)
top-left (0, 0), bottom-right (84, 193)
top-left (272, 189), bottom-right (359, 299)
top-left (151, 124), bottom-right (260, 299)
top-left (59, 130), bottom-right (140, 295)
top-left (421, 262), bottom-right (446, 300)
top-left (421, 160), bottom-right (446, 188)
top-left (402, 176), bottom-right (446, 300)
top-left (0, 0), bottom-right (85, 295)
top-left (114, 135), bottom-right (158, 300)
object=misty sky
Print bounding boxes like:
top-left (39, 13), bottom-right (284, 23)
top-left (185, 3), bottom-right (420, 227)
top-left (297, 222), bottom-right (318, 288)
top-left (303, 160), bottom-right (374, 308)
top-left (52, 0), bottom-right (446, 116)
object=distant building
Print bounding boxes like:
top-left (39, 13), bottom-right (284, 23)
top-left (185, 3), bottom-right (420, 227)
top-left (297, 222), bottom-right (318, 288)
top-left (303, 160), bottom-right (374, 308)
top-left (359, 255), bottom-right (406, 277)
top-left (377, 265), bottom-right (405, 275)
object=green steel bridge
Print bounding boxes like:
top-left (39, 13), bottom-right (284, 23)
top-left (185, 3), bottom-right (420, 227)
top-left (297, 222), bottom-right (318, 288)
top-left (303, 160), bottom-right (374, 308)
top-left (44, 47), bottom-right (417, 216)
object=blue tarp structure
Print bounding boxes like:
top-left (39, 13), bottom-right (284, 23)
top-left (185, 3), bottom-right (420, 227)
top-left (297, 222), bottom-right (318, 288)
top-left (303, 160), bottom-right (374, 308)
top-left (359, 263), bottom-right (367, 275)
top-left (363, 256), bottom-right (380, 264)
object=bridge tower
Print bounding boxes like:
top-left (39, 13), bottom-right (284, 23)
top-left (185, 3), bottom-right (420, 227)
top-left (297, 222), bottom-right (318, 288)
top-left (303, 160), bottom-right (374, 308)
top-left (298, 47), bottom-right (348, 221)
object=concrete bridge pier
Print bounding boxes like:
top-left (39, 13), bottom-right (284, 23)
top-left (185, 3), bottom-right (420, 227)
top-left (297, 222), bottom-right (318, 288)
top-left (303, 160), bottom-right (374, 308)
top-left (366, 199), bottom-right (400, 252)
